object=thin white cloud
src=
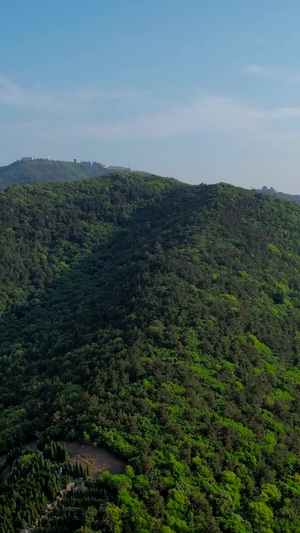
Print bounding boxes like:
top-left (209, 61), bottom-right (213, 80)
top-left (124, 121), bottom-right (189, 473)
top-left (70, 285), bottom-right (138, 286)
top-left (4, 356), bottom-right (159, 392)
top-left (70, 97), bottom-right (263, 141)
top-left (0, 76), bottom-right (143, 115)
top-left (3, 76), bottom-right (300, 145)
top-left (74, 86), bottom-right (143, 103)
top-left (246, 34), bottom-right (267, 45)
top-left (0, 77), bottom-right (264, 140)
top-left (70, 98), bottom-right (300, 143)
top-left (0, 77), bottom-right (58, 110)
top-left (9, 96), bottom-right (300, 144)
top-left (269, 107), bottom-right (300, 119)
top-left (245, 65), bottom-right (300, 82)
top-left (245, 65), bottom-right (286, 78)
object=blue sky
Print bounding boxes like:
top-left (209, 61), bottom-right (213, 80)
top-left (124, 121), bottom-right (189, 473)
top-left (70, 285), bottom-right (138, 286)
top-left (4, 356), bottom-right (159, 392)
top-left (2, 1), bottom-right (300, 192)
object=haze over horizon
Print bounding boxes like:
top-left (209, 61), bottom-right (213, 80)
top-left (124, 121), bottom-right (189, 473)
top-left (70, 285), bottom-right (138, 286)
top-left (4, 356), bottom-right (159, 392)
top-left (2, 1), bottom-right (300, 194)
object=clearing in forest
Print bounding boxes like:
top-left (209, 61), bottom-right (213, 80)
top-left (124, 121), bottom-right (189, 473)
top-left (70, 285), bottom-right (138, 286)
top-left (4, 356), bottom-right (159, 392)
top-left (63, 441), bottom-right (126, 480)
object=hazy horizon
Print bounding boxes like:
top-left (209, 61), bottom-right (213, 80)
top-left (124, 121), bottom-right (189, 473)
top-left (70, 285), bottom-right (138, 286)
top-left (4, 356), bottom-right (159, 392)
top-left (3, 1), bottom-right (300, 194)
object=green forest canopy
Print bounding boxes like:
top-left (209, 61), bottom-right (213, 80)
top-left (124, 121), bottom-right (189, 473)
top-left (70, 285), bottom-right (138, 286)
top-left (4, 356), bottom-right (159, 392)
top-left (1, 174), bottom-right (300, 531)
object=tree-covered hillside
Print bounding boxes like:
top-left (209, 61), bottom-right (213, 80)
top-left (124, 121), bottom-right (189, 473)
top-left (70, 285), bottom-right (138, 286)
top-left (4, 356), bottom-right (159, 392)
top-left (0, 159), bottom-right (114, 189)
top-left (2, 175), bottom-right (300, 532)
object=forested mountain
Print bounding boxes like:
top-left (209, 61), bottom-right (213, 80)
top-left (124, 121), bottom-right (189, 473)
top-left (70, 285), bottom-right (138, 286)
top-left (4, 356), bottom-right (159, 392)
top-left (0, 158), bottom-right (120, 189)
top-left (2, 174), bottom-right (300, 532)
top-left (256, 185), bottom-right (300, 205)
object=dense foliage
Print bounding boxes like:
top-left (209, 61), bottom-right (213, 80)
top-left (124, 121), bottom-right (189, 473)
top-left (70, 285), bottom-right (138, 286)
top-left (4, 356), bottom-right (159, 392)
top-left (2, 174), bottom-right (300, 531)
top-left (0, 159), bottom-right (111, 189)
top-left (0, 440), bottom-right (89, 533)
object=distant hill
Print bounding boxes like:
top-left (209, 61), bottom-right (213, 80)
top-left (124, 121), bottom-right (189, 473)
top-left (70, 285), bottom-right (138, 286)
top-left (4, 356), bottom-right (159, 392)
top-left (0, 158), bottom-right (136, 189)
top-left (257, 185), bottom-right (300, 204)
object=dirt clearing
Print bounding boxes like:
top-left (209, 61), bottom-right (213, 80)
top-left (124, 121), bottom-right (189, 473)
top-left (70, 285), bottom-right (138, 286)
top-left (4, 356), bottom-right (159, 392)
top-left (63, 441), bottom-right (126, 480)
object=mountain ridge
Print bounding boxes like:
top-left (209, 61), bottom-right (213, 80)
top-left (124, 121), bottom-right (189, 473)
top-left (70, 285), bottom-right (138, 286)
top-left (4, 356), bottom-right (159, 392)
top-left (1, 176), bottom-right (300, 531)
top-left (0, 158), bottom-right (143, 189)
top-left (256, 185), bottom-right (300, 205)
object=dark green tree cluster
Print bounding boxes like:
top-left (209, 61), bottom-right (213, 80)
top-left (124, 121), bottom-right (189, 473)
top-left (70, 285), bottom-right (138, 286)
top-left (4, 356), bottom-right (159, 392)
top-left (0, 440), bottom-right (94, 533)
top-left (2, 177), bottom-right (300, 530)
top-left (0, 447), bottom-right (64, 532)
top-left (35, 483), bottom-right (107, 533)
top-left (39, 439), bottom-right (90, 480)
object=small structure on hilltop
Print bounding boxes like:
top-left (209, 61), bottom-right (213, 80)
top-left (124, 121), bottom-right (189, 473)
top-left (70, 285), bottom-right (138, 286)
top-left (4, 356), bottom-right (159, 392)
top-left (107, 165), bottom-right (129, 170)
top-left (260, 186), bottom-right (276, 195)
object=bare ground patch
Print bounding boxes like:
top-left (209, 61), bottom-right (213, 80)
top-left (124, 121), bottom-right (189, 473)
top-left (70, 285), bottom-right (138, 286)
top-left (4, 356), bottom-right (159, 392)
top-left (63, 441), bottom-right (126, 480)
